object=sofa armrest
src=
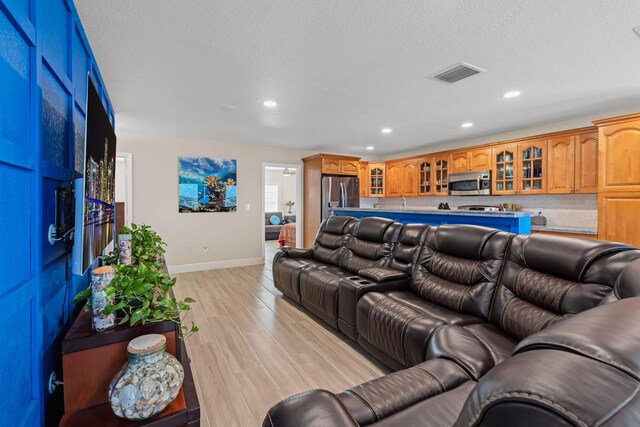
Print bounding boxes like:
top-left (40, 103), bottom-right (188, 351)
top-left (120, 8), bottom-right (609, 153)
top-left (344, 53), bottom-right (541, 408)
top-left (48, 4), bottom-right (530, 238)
top-left (263, 389), bottom-right (358, 427)
top-left (281, 247), bottom-right (314, 259)
top-left (359, 267), bottom-right (408, 283)
top-left (338, 275), bottom-right (409, 331)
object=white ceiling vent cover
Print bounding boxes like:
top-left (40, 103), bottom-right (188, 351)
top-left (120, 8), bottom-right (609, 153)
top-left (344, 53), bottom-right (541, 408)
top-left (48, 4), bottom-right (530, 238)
top-left (429, 62), bottom-right (486, 84)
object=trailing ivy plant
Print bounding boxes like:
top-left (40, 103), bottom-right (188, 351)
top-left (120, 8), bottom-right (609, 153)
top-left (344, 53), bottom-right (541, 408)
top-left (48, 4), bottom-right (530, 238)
top-left (101, 223), bottom-right (166, 266)
top-left (73, 224), bottom-right (198, 339)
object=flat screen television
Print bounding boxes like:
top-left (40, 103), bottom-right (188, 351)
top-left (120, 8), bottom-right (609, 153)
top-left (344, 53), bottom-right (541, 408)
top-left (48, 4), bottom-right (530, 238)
top-left (73, 76), bottom-right (117, 275)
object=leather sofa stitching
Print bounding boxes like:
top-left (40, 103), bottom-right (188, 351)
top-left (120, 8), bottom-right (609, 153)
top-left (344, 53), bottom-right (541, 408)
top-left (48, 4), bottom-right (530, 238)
top-left (469, 391), bottom-right (588, 427)
top-left (577, 247), bottom-right (630, 282)
top-left (413, 366), bottom-right (446, 393)
top-left (521, 238), bottom-right (529, 268)
top-left (500, 297), bottom-right (515, 333)
top-left (339, 391), bottom-right (377, 423)
top-left (557, 283), bottom-right (578, 313)
top-left (468, 328), bottom-right (500, 366)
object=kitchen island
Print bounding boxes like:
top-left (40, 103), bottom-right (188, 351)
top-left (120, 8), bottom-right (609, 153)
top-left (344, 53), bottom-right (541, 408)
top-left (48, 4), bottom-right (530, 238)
top-left (332, 208), bottom-right (532, 234)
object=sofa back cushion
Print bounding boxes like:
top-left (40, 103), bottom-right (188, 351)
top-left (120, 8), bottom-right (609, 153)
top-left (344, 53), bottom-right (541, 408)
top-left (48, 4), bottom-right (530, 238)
top-left (388, 224), bottom-right (430, 275)
top-left (312, 216), bottom-right (357, 266)
top-left (489, 233), bottom-right (640, 341)
top-left (410, 225), bottom-right (513, 320)
top-left (340, 217), bottom-right (401, 274)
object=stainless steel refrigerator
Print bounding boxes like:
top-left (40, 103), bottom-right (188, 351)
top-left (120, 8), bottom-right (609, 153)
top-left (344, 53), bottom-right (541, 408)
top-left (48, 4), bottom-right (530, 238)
top-left (322, 176), bottom-right (360, 219)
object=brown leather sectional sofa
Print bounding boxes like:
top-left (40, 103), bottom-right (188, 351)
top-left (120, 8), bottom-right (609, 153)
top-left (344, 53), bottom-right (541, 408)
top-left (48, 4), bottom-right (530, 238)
top-left (266, 216), bottom-right (640, 426)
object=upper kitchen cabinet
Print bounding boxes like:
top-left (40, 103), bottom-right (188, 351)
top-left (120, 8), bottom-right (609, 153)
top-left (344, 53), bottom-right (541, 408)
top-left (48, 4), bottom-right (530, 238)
top-left (492, 144), bottom-right (517, 195)
top-left (518, 139), bottom-right (546, 194)
top-left (450, 151), bottom-right (470, 174)
top-left (547, 135), bottom-right (576, 194)
top-left (450, 148), bottom-right (492, 174)
top-left (433, 155), bottom-right (450, 196)
top-left (358, 162), bottom-right (369, 197)
top-left (319, 154), bottom-right (360, 176)
top-left (575, 131), bottom-right (598, 194)
top-left (547, 130), bottom-right (599, 194)
top-left (417, 157), bottom-right (434, 196)
top-left (368, 162), bottom-right (385, 196)
top-left (385, 160), bottom-right (402, 197)
top-left (401, 159), bottom-right (418, 196)
top-left (594, 114), bottom-right (640, 192)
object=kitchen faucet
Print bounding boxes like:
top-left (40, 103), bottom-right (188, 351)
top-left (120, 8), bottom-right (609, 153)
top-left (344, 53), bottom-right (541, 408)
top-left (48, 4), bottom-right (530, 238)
top-left (401, 196), bottom-right (407, 211)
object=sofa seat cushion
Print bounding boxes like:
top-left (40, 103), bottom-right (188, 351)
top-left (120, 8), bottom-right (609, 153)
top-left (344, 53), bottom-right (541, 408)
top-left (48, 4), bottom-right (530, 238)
top-left (337, 358), bottom-right (473, 426)
top-left (426, 323), bottom-right (517, 380)
top-left (272, 256), bottom-right (328, 302)
top-left (300, 267), bottom-right (349, 328)
top-left (357, 291), bottom-right (484, 368)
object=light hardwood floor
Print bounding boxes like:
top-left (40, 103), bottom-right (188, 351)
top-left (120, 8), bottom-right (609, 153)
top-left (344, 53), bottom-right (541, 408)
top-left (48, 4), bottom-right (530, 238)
top-left (173, 241), bottom-right (389, 427)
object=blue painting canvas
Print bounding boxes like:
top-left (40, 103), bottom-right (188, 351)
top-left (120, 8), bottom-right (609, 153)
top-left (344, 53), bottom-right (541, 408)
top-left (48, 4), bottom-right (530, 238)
top-left (178, 157), bottom-right (237, 212)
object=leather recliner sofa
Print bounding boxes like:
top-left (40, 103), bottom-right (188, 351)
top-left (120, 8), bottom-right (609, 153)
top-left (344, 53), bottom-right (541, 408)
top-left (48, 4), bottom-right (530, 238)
top-left (267, 216), bottom-right (640, 426)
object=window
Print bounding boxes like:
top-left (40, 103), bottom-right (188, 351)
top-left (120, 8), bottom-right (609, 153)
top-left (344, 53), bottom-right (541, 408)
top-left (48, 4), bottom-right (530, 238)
top-left (264, 183), bottom-right (280, 212)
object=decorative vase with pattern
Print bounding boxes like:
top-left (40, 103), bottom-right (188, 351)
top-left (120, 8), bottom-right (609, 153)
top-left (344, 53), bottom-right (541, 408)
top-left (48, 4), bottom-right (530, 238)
top-left (108, 334), bottom-right (184, 420)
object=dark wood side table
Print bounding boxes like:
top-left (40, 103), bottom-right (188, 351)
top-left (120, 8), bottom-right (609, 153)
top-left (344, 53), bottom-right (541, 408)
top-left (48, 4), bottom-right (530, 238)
top-left (60, 310), bottom-right (200, 426)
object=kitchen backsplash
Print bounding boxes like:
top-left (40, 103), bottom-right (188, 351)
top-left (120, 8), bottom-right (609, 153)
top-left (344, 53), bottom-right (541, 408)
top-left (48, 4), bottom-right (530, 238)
top-left (361, 194), bottom-right (598, 230)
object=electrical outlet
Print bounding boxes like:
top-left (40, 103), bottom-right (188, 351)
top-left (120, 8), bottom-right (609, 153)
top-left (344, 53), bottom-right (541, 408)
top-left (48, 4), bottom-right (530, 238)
top-left (536, 208), bottom-right (544, 216)
top-left (202, 244), bottom-right (209, 252)
top-left (245, 203), bottom-right (251, 211)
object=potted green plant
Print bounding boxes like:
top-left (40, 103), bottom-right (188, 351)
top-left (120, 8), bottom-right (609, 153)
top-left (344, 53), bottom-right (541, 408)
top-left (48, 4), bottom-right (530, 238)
top-left (73, 224), bottom-right (198, 339)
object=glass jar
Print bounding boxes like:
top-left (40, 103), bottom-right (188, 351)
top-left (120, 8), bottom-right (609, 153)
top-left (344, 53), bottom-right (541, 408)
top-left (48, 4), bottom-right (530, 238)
top-left (91, 266), bottom-right (116, 332)
top-left (109, 334), bottom-right (184, 421)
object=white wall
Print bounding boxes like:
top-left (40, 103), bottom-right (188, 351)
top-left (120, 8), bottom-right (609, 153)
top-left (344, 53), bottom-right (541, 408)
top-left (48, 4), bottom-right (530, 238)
top-left (264, 169), bottom-right (297, 214)
top-left (117, 133), bottom-right (312, 272)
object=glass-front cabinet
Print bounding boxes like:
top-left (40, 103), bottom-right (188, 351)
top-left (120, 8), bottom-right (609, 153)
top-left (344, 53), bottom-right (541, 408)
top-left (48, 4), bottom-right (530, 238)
top-left (434, 155), bottom-right (450, 196)
top-left (418, 157), bottom-right (433, 195)
top-left (493, 144), bottom-right (517, 194)
top-left (519, 140), bottom-right (546, 193)
top-left (368, 162), bottom-right (385, 196)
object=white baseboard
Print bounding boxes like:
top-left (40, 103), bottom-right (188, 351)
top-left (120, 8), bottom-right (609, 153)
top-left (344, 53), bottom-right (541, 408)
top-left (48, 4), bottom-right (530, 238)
top-left (168, 256), bottom-right (265, 274)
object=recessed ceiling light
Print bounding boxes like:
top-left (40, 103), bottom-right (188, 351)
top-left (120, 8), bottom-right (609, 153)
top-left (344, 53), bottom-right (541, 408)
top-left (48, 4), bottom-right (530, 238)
top-left (366, 146), bottom-right (375, 151)
top-left (461, 122), bottom-right (473, 128)
top-left (263, 100), bottom-right (277, 108)
top-left (381, 128), bottom-right (392, 134)
top-left (503, 91), bottom-right (521, 98)
top-left (222, 105), bottom-right (238, 111)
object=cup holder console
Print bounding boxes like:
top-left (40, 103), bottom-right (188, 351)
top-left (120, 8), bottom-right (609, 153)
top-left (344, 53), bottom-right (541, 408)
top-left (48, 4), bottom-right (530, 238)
top-left (359, 281), bottom-right (371, 284)
top-left (349, 277), bottom-right (359, 280)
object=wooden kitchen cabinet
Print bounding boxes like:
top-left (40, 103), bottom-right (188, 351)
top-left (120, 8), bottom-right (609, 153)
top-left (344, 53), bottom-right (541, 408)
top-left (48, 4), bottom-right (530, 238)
top-left (547, 136), bottom-right (576, 194)
top-left (518, 139), bottom-right (546, 194)
top-left (598, 192), bottom-right (640, 246)
top-left (401, 159), bottom-right (418, 196)
top-left (594, 114), bottom-right (640, 192)
top-left (417, 157), bottom-right (434, 196)
top-left (358, 162), bottom-right (369, 197)
top-left (492, 144), bottom-right (518, 195)
top-left (368, 163), bottom-right (385, 196)
top-left (321, 157), bottom-right (359, 175)
top-left (450, 148), bottom-right (492, 174)
top-left (547, 131), bottom-right (599, 194)
top-left (450, 151), bottom-right (470, 174)
top-left (433, 155), bottom-right (450, 196)
top-left (575, 131), bottom-right (598, 193)
top-left (385, 160), bottom-right (402, 197)
top-left (469, 148), bottom-right (492, 171)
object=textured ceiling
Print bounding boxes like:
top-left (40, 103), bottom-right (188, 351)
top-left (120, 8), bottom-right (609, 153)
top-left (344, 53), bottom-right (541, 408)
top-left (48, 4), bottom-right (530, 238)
top-left (75, 0), bottom-right (640, 155)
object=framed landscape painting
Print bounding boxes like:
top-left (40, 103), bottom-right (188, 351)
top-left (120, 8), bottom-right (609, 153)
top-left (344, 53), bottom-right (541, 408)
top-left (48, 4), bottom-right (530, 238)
top-left (178, 157), bottom-right (237, 212)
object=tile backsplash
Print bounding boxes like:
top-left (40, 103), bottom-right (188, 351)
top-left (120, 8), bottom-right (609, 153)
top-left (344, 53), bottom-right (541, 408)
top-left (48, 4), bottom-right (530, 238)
top-left (361, 194), bottom-right (598, 230)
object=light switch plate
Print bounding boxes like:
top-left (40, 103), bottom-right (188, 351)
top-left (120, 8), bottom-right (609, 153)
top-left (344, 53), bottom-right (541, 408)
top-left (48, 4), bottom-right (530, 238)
top-left (245, 203), bottom-right (251, 211)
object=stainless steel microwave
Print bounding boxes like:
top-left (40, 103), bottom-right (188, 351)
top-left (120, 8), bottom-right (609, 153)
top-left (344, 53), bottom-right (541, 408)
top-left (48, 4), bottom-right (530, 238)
top-left (449, 170), bottom-right (491, 196)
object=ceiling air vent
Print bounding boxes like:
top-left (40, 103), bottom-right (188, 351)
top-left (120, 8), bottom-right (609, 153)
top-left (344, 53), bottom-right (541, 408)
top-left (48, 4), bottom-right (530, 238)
top-left (429, 62), bottom-right (486, 84)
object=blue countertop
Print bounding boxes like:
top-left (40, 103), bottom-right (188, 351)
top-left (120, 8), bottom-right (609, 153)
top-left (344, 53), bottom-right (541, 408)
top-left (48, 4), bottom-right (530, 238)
top-left (332, 207), bottom-right (531, 234)
top-left (332, 208), bottom-right (532, 218)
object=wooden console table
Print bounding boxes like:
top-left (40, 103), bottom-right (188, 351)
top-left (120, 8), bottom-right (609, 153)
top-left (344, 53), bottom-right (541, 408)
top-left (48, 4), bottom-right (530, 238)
top-left (60, 310), bottom-right (200, 426)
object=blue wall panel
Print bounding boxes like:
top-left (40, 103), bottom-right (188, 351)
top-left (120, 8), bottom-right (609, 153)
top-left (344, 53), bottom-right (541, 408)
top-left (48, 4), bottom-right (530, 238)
top-left (0, 0), bottom-right (113, 425)
top-left (0, 9), bottom-right (30, 147)
top-left (0, 164), bottom-right (31, 296)
top-left (0, 301), bottom-right (33, 420)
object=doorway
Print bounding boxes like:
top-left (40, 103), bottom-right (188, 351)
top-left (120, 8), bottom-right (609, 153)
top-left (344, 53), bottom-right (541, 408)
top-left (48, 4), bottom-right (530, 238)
top-left (115, 152), bottom-right (133, 233)
top-left (262, 163), bottom-right (302, 259)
